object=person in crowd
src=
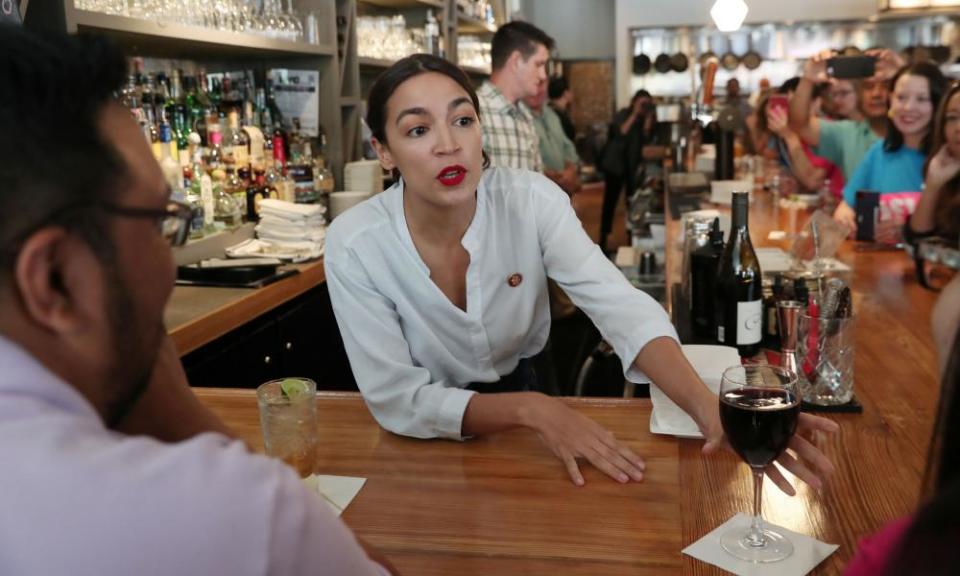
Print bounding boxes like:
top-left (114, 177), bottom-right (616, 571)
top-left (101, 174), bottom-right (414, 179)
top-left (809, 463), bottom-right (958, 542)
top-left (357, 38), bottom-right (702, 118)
top-left (844, 305), bottom-right (960, 574)
top-left (0, 27), bottom-right (393, 576)
top-left (747, 77), bottom-right (771, 109)
top-left (906, 81), bottom-right (960, 250)
top-left (789, 49), bottom-right (905, 182)
top-left (524, 80), bottom-right (580, 195)
top-left (833, 62), bottom-right (948, 231)
top-left (323, 53), bottom-right (839, 490)
top-left (599, 89), bottom-right (661, 253)
top-left (476, 20), bottom-right (552, 172)
top-left (548, 76), bottom-right (576, 142)
top-left (724, 78), bottom-right (754, 142)
top-left (753, 79), bottom-right (845, 200)
top-left (822, 79), bottom-right (863, 121)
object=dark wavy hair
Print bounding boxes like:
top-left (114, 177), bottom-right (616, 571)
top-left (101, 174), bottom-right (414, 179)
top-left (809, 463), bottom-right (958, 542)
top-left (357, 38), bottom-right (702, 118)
top-left (923, 82), bottom-right (960, 241)
top-left (884, 62), bottom-right (948, 155)
top-left (884, 329), bottom-right (960, 574)
top-left (0, 26), bottom-right (128, 284)
top-left (365, 53), bottom-right (490, 180)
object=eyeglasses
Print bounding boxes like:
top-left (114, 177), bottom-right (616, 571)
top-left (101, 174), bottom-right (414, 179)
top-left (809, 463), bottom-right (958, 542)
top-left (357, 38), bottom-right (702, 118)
top-left (96, 200), bottom-right (195, 247)
top-left (913, 239), bottom-right (960, 292)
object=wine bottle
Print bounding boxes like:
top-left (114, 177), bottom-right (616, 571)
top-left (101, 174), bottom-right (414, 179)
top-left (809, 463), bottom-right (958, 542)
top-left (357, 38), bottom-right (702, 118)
top-left (715, 192), bottom-right (763, 357)
top-left (691, 217), bottom-right (724, 338)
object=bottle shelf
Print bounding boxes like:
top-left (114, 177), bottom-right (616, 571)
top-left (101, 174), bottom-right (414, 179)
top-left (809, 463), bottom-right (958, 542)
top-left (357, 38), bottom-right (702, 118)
top-left (358, 55), bottom-right (397, 68)
top-left (359, 0), bottom-right (445, 9)
top-left (456, 13), bottom-right (495, 35)
top-left (460, 64), bottom-right (490, 76)
top-left (69, 9), bottom-right (336, 59)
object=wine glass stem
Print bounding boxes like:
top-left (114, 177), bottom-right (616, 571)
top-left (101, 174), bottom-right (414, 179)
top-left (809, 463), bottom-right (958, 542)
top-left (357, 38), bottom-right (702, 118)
top-left (748, 468), bottom-right (767, 547)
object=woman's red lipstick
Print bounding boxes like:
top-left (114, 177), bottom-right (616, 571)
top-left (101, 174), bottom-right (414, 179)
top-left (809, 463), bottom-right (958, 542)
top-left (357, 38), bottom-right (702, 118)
top-left (436, 165), bottom-right (466, 187)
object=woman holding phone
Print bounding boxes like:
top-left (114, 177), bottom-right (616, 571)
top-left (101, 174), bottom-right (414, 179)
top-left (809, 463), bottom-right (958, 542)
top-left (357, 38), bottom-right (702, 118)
top-left (832, 62), bottom-right (948, 231)
top-left (323, 54), bottom-right (838, 489)
top-left (753, 80), bottom-right (845, 199)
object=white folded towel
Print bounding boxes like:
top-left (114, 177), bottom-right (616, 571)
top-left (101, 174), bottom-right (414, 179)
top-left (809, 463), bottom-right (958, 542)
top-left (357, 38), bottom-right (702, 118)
top-left (258, 199), bottom-right (327, 225)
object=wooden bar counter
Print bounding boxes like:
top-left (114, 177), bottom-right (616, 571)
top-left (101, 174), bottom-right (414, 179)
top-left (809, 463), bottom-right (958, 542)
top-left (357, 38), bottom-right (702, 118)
top-left (194, 190), bottom-right (941, 575)
top-left (165, 259), bottom-right (326, 356)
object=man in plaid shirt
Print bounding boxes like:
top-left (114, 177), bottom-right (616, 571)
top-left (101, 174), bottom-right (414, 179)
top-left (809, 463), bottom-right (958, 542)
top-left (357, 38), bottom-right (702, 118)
top-left (477, 21), bottom-right (554, 172)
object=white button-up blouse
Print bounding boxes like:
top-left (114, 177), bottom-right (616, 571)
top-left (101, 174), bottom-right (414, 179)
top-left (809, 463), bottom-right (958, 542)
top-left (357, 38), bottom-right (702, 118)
top-left (324, 167), bottom-right (678, 440)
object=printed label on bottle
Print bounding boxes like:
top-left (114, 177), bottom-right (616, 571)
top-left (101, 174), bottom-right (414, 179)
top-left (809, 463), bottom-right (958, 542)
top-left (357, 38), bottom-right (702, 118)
top-left (737, 300), bottom-right (763, 345)
top-left (233, 145), bottom-right (249, 167)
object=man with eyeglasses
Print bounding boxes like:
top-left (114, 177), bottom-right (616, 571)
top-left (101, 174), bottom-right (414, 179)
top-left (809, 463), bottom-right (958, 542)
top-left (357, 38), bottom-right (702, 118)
top-left (0, 27), bottom-right (393, 575)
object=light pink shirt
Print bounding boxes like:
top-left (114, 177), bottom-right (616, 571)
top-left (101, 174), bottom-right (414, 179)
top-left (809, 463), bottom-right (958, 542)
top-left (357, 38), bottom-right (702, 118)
top-left (0, 336), bottom-right (388, 576)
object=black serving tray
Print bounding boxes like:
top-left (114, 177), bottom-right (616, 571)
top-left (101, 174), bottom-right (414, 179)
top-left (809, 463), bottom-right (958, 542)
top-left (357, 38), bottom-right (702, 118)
top-left (176, 265), bottom-right (299, 288)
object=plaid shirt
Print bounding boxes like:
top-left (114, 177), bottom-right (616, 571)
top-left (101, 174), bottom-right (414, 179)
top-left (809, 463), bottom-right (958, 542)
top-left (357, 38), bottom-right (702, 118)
top-left (477, 81), bottom-right (543, 173)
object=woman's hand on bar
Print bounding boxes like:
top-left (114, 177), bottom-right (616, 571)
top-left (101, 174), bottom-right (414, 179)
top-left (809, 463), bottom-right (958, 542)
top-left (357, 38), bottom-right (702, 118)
top-left (521, 395), bottom-right (646, 487)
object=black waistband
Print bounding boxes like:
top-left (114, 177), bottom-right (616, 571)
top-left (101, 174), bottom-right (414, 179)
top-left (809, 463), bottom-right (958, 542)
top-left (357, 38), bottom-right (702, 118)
top-left (465, 357), bottom-right (537, 394)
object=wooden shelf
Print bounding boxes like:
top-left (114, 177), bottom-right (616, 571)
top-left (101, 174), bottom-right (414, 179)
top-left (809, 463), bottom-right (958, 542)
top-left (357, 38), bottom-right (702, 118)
top-left (359, 55), bottom-right (397, 68)
top-left (68, 10), bottom-right (335, 59)
top-left (460, 64), bottom-right (490, 76)
top-left (359, 0), bottom-right (445, 8)
top-left (457, 14), bottom-right (496, 35)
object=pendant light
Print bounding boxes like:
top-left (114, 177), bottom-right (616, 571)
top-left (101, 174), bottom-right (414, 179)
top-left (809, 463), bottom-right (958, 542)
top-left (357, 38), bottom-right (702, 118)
top-left (710, 0), bottom-right (748, 33)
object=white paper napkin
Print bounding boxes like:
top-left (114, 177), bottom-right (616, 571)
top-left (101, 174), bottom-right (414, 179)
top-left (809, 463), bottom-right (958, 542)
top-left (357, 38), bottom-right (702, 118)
top-left (649, 345), bottom-right (741, 438)
top-left (300, 474), bottom-right (366, 517)
top-left (683, 513), bottom-right (839, 576)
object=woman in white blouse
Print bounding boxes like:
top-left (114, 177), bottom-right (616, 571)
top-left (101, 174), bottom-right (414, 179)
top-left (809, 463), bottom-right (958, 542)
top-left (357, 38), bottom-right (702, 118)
top-left (325, 54), bottom-right (837, 488)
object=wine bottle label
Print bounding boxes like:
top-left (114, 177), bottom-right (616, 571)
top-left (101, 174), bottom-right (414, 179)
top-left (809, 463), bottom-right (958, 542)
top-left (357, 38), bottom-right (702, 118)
top-left (233, 145), bottom-right (249, 167)
top-left (737, 300), bottom-right (763, 345)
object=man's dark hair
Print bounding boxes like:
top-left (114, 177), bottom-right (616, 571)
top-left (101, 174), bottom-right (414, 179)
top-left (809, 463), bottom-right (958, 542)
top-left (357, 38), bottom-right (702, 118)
top-left (490, 21), bottom-right (554, 72)
top-left (0, 26), bottom-right (128, 283)
top-left (548, 76), bottom-right (568, 100)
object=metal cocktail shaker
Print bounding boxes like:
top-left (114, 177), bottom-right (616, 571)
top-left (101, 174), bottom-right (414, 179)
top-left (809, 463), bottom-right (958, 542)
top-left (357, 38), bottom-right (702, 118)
top-left (777, 300), bottom-right (804, 377)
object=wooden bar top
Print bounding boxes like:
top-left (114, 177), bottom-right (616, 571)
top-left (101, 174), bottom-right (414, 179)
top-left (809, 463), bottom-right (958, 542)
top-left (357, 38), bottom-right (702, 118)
top-left (192, 189), bottom-right (941, 574)
top-left (165, 259), bottom-right (326, 356)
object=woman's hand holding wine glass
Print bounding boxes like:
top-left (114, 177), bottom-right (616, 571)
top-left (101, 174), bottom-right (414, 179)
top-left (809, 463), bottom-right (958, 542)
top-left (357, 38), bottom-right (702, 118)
top-left (700, 365), bottom-right (839, 563)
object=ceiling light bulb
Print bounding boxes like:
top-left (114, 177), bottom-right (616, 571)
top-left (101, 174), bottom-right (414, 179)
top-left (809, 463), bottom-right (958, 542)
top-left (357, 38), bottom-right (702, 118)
top-left (711, 0), bottom-right (749, 33)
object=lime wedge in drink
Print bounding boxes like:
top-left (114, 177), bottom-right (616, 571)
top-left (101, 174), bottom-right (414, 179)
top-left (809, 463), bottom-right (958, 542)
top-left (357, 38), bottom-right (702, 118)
top-left (280, 378), bottom-right (310, 399)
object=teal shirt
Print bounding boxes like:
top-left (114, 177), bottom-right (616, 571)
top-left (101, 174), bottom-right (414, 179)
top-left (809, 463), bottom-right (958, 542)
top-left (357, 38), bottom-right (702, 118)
top-left (842, 139), bottom-right (925, 206)
top-left (813, 119), bottom-right (881, 181)
top-left (530, 105), bottom-right (579, 172)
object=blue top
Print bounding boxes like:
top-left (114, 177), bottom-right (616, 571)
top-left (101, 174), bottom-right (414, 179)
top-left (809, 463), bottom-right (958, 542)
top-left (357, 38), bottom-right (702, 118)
top-left (842, 139), bottom-right (926, 206)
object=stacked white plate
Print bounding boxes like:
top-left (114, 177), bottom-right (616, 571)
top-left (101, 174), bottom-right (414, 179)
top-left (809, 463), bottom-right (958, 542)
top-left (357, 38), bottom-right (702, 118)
top-left (329, 191), bottom-right (373, 220)
top-left (344, 160), bottom-right (384, 194)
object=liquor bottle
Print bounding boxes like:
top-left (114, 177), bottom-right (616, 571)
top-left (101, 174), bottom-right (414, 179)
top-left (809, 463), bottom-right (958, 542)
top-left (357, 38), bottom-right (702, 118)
top-left (424, 9), bottom-right (439, 56)
top-left (225, 110), bottom-right (250, 174)
top-left (763, 274), bottom-right (785, 349)
top-left (286, 119), bottom-right (317, 204)
top-left (157, 121), bottom-right (182, 196)
top-left (313, 125), bottom-right (335, 200)
top-left (690, 217), bottom-right (724, 338)
top-left (243, 99), bottom-right (266, 173)
top-left (714, 192), bottom-right (763, 357)
top-left (206, 125), bottom-right (225, 178)
top-left (190, 149), bottom-right (215, 230)
top-left (183, 161), bottom-right (206, 240)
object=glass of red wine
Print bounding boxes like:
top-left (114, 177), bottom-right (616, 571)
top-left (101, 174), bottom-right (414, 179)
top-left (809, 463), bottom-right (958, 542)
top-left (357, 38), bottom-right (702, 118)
top-left (719, 364), bottom-right (801, 563)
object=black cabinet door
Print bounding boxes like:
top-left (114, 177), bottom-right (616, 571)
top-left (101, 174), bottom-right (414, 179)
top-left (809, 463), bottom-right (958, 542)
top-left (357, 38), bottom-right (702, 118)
top-left (277, 285), bottom-right (358, 392)
top-left (184, 317), bottom-right (282, 389)
top-left (276, 292), bottom-right (325, 386)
